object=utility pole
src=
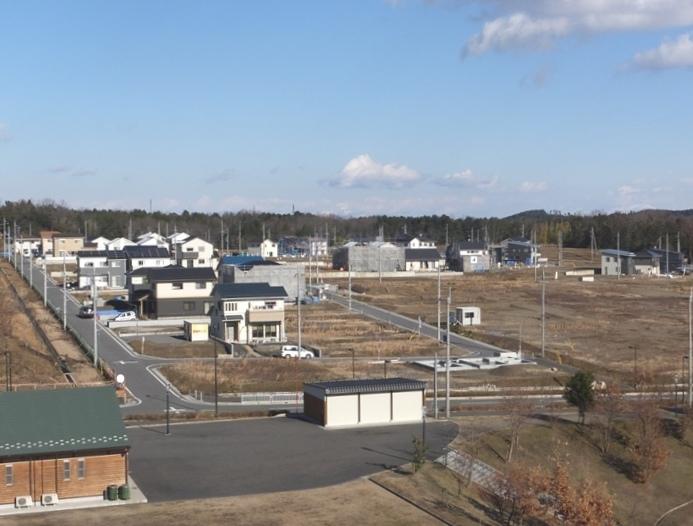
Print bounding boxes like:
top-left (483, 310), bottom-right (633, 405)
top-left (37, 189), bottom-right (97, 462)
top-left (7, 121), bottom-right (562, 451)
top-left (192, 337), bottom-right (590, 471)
top-left (351, 348), bottom-right (356, 379)
top-left (43, 260), bottom-right (47, 306)
top-left (165, 383), bottom-right (171, 435)
top-left (238, 222), bottom-right (242, 252)
top-left (666, 233), bottom-right (670, 275)
top-left (437, 265), bottom-right (441, 342)
top-left (558, 230), bottom-right (563, 268)
top-left (92, 280), bottom-right (98, 367)
top-left (29, 251), bottom-right (33, 289)
top-left (446, 286), bottom-right (451, 418)
top-left (616, 231), bottom-right (621, 279)
top-left (62, 253), bottom-right (67, 331)
top-left (688, 288), bottom-right (692, 408)
top-left (4, 352), bottom-right (11, 391)
top-left (433, 351), bottom-right (438, 419)
top-left (445, 224), bottom-right (449, 248)
top-left (220, 218), bottom-right (224, 255)
top-left (348, 266), bottom-right (352, 311)
top-left (297, 270), bottom-right (302, 355)
top-left (214, 339), bottom-right (219, 417)
top-left (541, 270), bottom-right (546, 359)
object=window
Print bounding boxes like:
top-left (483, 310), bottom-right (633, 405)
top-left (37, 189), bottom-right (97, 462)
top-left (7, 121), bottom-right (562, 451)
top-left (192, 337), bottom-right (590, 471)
top-left (4, 464), bottom-right (13, 486)
top-left (198, 259), bottom-right (205, 265)
top-left (183, 301), bottom-right (196, 311)
top-left (224, 301), bottom-right (238, 312)
top-left (195, 282), bottom-right (206, 289)
top-left (63, 460), bottom-right (71, 481)
top-left (77, 458), bottom-right (86, 479)
top-left (138, 260), bottom-right (144, 266)
top-left (186, 247), bottom-right (194, 252)
top-left (198, 246), bottom-right (205, 252)
top-left (264, 301), bottom-right (276, 309)
top-left (172, 282), bottom-right (183, 290)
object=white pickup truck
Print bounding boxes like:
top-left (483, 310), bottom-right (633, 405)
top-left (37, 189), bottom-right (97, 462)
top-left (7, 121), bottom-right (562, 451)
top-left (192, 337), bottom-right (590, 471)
top-left (280, 345), bottom-right (315, 359)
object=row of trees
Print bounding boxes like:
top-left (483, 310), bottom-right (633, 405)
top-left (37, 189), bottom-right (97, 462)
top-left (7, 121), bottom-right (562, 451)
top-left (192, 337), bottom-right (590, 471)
top-left (2, 199), bottom-right (693, 256)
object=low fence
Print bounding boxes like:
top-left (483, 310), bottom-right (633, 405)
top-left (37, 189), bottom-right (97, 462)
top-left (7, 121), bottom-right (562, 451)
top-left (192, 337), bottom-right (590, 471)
top-left (239, 391), bottom-right (303, 405)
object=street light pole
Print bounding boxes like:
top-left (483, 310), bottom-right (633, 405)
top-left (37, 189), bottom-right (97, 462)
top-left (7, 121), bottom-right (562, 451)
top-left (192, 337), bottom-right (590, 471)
top-left (541, 271), bottom-right (546, 359)
top-left (688, 287), bottom-right (692, 408)
top-left (348, 266), bottom-right (352, 311)
top-left (433, 350), bottom-right (438, 419)
top-left (165, 383), bottom-right (171, 435)
top-left (92, 280), bottom-right (98, 367)
top-left (297, 269), bottom-right (302, 355)
top-left (62, 253), bottom-right (67, 331)
top-left (29, 252), bottom-right (33, 289)
top-left (446, 286), bottom-right (451, 418)
top-left (437, 265), bottom-right (441, 342)
top-left (43, 260), bottom-right (47, 306)
top-left (214, 339), bottom-right (219, 417)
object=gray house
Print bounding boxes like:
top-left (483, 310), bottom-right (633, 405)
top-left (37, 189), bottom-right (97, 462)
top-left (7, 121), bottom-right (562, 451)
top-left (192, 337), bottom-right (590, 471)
top-left (127, 266), bottom-right (216, 319)
top-left (77, 250), bottom-right (128, 289)
top-left (601, 249), bottom-right (662, 276)
top-left (332, 242), bottom-right (405, 272)
top-left (446, 241), bottom-right (490, 272)
top-left (219, 258), bottom-right (305, 301)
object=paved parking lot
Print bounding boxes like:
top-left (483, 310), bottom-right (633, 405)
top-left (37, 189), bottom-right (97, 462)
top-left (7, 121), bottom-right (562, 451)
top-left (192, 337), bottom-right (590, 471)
top-left (128, 416), bottom-right (457, 502)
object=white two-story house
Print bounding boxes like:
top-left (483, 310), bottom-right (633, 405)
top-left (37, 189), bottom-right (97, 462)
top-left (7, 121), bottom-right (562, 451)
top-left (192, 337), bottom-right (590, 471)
top-left (123, 246), bottom-right (173, 271)
top-left (174, 237), bottom-right (216, 268)
top-left (210, 283), bottom-right (288, 343)
top-left (248, 239), bottom-right (278, 258)
top-left (77, 250), bottom-right (127, 289)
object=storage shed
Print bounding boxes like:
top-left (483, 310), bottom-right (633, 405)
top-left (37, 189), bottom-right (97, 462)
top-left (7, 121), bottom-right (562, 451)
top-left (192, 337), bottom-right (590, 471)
top-left (455, 306), bottom-right (481, 326)
top-left (184, 321), bottom-right (209, 342)
top-left (303, 378), bottom-right (426, 428)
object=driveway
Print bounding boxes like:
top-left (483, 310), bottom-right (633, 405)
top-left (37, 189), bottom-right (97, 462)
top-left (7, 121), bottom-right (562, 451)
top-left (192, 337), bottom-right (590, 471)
top-left (128, 417), bottom-right (457, 502)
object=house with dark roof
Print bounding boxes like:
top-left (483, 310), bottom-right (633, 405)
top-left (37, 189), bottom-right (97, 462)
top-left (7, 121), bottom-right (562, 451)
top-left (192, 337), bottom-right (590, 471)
top-left (219, 256), bottom-right (304, 301)
top-left (0, 386), bottom-right (129, 508)
top-left (303, 378), bottom-right (426, 427)
top-left (123, 245), bottom-right (172, 272)
top-left (404, 248), bottom-right (442, 271)
top-left (127, 266), bottom-right (216, 319)
top-left (210, 282), bottom-right (288, 343)
top-left (77, 250), bottom-right (128, 289)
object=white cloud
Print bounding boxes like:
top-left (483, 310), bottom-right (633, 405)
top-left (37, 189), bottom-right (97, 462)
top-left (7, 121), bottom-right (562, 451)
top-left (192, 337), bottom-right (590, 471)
top-left (437, 169), bottom-right (498, 189)
top-left (462, 1), bottom-right (693, 56)
top-left (632, 33), bottom-right (693, 69)
top-left (519, 180), bottom-right (548, 192)
top-left (331, 154), bottom-right (421, 188)
top-left (616, 184), bottom-right (640, 197)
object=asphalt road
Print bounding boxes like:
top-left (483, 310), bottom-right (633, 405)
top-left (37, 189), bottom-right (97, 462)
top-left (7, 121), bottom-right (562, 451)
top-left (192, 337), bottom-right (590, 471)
top-left (127, 417), bottom-right (457, 502)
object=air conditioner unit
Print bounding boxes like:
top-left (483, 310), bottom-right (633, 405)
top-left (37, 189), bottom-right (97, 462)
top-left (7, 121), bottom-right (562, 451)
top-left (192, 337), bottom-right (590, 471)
top-left (41, 493), bottom-right (59, 506)
top-left (15, 495), bottom-right (33, 508)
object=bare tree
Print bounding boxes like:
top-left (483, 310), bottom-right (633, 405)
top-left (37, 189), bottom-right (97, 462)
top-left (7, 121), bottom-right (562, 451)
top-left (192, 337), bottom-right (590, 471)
top-left (593, 384), bottom-right (625, 456)
top-left (629, 400), bottom-right (670, 483)
top-left (505, 396), bottom-right (534, 463)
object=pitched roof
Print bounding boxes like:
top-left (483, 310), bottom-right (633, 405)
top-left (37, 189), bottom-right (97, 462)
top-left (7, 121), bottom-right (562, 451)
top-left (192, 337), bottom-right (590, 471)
top-left (0, 386), bottom-right (129, 459)
top-left (77, 250), bottom-right (127, 259)
top-left (129, 265), bottom-right (215, 282)
top-left (405, 248), bottom-right (441, 261)
top-left (305, 377), bottom-right (426, 396)
top-left (220, 255), bottom-right (265, 266)
top-left (212, 282), bottom-right (288, 299)
top-left (601, 249), bottom-right (636, 257)
top-left (123, 245), bottom-right (171, 258)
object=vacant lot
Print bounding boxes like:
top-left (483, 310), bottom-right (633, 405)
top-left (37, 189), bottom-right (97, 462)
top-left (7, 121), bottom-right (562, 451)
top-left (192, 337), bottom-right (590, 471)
top-left (122, 334), bottom-right (221, 359)
top-left (0, 261), bottom-right (101, 386)
top-left (2, 479), bottom-right (437, 526)
top-left (284, 302), bottom-right (443, 358)
top-left (161, 357), bottom-right (563, 395)
top-left (328, 259), bottom-right (693, 380)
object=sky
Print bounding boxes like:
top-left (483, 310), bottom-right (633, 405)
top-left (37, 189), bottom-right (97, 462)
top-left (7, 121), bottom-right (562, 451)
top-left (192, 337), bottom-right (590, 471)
top-left (1, 0), bottom-right (693, 218)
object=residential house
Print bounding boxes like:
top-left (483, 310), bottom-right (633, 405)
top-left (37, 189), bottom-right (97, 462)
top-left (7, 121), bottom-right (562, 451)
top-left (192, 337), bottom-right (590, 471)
top-left (406, 236), bottom-right (436, 249)
top-left (106, 237), bottom-right (136, 251)
top-left (447, 241), bottom-right (490, 272)
top-left (167, 232), bottom-right (190, 245)
top-left (77, 250), bottom-right (127, 289)
top-left (278, 236), bottom-right (308, 257)
top-left (248, 239), bottom-right (278, 258)
top-left (210, 282), bottom-right (288, 343)
top-left (404, 248), bottom-right (441, 271)
top-left (90, 236), bottom-right (111, 251)
top-left (123, 246), bottom-right (172, 272)
top-left (52, 235), bottom-right (85, 257)
top-left (39, 230), bottom-right (61, 256)
top-left (0, 386), bottom-right (129, 507)
top-left (219, 256), bottom-right (305, 300)
top-left (490, 237), bottom-right (537, 267)
top-left (648, 248), bottom-right (686, 274)
top-left (601, 249), bottom-right (662, 276)
top-left (174, 237), bottom-right (216, 268)
top-left (136, 233), bottom-right (168, 248)
top-left (332, 242), bottom-right (405, 272)
top-left (127, 266), bottom-right (216, 319)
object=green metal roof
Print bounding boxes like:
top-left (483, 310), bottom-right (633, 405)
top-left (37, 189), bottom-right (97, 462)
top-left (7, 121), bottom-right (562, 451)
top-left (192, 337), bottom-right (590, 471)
top-left (0, 386), bottom-right (129, 459)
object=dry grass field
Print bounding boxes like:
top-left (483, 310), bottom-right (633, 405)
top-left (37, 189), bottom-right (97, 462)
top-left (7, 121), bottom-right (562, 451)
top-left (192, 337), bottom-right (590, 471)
top-left (327, 253), bottom-right (693, 380)
top-left (3, 478), bottom-right (437, 526)
top-left (0, 261), bottom-right (101, 386)
top-left (284, 302), bottom-right (442, 358)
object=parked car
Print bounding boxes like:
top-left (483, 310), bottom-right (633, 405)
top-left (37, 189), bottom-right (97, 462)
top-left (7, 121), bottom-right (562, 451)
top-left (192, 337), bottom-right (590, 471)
top-left (77, 305), bottom-right (94, 318)
top-left (113, 311), bottom-right (137, 322)
top-left (280, 345), bottom-right (314, 359)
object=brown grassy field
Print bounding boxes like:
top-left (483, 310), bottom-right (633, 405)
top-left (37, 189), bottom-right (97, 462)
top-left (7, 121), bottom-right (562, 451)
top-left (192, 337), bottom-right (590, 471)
top-left (0, 261), bottom-right (102, 385)
top-left (284, 302), bottom-right (443, 358)
top-left (2, 478), bottom-right (437, 526)
top-left (327, 254), bottom-right (693, 380)
top-left (161, 357), bottom-right (565, 395)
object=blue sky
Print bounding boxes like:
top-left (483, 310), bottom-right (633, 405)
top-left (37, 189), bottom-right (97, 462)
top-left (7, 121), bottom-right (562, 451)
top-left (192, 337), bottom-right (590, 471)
top-left (1, 0), bottom-right (692, 217)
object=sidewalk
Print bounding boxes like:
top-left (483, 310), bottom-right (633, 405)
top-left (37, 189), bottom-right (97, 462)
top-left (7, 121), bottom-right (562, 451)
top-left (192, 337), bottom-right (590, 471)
top-left (436, 449), bottom-right (501, 491)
